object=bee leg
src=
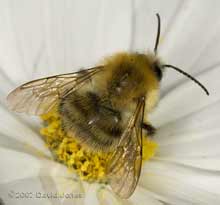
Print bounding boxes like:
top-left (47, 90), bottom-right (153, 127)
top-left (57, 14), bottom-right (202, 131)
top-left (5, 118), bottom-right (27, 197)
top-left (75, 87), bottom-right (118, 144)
top-left (141, 123), bottom-right (156, 137)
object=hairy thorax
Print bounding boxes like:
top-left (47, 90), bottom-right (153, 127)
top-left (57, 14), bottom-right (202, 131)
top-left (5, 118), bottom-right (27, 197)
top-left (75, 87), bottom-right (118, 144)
top-left (59, 52), bottom-right (160, 151)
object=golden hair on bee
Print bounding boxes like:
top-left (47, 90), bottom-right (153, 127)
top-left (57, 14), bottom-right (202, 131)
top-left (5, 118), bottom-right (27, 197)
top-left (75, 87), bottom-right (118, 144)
top-left (6, 13), bottom-right (209, 199)
top-left (93, 52), bottom-right (160, 111)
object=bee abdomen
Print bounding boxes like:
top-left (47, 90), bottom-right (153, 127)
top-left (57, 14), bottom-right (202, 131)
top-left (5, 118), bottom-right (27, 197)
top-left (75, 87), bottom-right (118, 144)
top-left (59, 91), bottom-right (124, 151)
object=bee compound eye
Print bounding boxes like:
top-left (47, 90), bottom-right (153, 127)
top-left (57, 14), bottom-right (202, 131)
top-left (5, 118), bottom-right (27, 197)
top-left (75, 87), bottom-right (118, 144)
top-left (154, 64), bottom-right (163, 81)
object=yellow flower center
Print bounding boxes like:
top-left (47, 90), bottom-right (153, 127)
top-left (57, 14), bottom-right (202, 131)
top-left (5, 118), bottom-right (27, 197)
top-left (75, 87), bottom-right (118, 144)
top-left (40, 108), bottom-right (158, 182)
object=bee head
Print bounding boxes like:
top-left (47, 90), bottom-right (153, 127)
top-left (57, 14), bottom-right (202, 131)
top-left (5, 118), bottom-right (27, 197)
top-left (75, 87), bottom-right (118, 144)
top-left (152, 61), bottom-right (163, 81)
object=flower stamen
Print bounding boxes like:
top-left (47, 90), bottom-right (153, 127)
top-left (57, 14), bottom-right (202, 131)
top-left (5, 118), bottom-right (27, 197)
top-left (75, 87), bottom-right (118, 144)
top-left (40, 108), bottom-right (158, 183)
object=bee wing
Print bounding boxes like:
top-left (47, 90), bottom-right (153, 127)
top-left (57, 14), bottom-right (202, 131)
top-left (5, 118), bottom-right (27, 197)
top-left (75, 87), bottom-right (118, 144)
top-left (107, 98), bottom-right (145, 199)
top-left (7, 66), bottom-right (103, 115)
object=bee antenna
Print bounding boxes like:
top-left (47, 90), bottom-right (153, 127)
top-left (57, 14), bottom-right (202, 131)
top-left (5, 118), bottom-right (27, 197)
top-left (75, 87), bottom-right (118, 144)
top-left (162, 64), bottom-right (209, 95)
top-left (154, 13), bottom-right (161, 55)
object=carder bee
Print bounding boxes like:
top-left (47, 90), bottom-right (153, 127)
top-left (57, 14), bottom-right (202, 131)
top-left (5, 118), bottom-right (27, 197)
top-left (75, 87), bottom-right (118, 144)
top-left (7, 14), bottom-right (209, 198)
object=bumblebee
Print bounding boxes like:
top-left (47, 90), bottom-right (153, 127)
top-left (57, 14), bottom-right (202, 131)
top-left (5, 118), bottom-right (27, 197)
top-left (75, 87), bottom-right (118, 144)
top-left (7, 14), bottom-right (209, 198)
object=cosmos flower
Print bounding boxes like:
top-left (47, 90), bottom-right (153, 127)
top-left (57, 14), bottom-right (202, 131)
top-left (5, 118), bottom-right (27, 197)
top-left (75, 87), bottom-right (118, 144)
top-left (1, 0), bottom-right (220, 204)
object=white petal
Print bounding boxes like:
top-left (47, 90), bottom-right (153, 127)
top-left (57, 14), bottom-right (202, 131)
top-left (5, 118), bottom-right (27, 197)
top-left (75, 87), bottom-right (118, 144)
top-left (129, 186), bottom-right (164, 205)
top-left (155, 157), bottom-right (220, 171)
top-left (83, 182), bottom-right (100, 205)
top-left (0, 147), bottom-right (58, 183)
top-left (0, 35), bottom-right (49, 150)
top-left (96, 185), bottom-right (163, 205)
top-left (191, 27), bottom-right (220, 75)
top-left (140, 160), bottom-right (220, 205)
top-left (0, 104), bottom-right (50, 156)
top-left (150, 65), bottom-right (220, 127)
top-left (0, 147), bottom-right (42, 184)
top-left (159, 0), bottom-right (220, 94)
top-left (150, 67), bottom-right (220, 168)
top-left (0, 147), bottom-right (84, 205)
top-left (0, 41), bottom-right (49, 142)
top-left (97, 186), bottom-right (125, 205)
top-left (131, 0), bottom-right (182, 52)
top-left (40, 175), bottom-right (84, 205)
top-left (0, 67), bottom-right (15, 98)
top-left (156, 128), bottom-right (220, 158)
top-left (155, 99), bottom-right (220, 144)
top-left (153, 81), bottom-right (220, 161)
top-left (0, 177), bottom-right (56, 205)
top-left (0, 176), bottom-right (84, 205)
top-left (0, 0), bottom-right (134, 83)
top-left (88, 0), bottom-right (133, 60)
top-left (0, 1), bottom-right (30, 84)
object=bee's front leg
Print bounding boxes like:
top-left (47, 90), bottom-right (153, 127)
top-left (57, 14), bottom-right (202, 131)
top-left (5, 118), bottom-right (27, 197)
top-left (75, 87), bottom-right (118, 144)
top-left (141, 122), bottom-right (156, 137)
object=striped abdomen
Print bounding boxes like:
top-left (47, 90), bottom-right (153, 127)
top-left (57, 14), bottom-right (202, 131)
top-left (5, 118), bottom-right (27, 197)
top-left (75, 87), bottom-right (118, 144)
top-left (59, 90), bottom-right (126, 151)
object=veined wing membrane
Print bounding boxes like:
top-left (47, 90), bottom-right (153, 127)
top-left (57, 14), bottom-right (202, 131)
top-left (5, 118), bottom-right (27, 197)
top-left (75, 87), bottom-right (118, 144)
top-left (107, 98), bottom-right (145, 198)
top-left (7, 66), bottom-right (103, 115)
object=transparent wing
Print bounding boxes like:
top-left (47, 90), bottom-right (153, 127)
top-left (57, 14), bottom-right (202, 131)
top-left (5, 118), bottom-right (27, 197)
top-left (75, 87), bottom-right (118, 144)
top-left (107, 98), bottom-right (145, 199)
top-left (7, 66), bottom-right (103, 115)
